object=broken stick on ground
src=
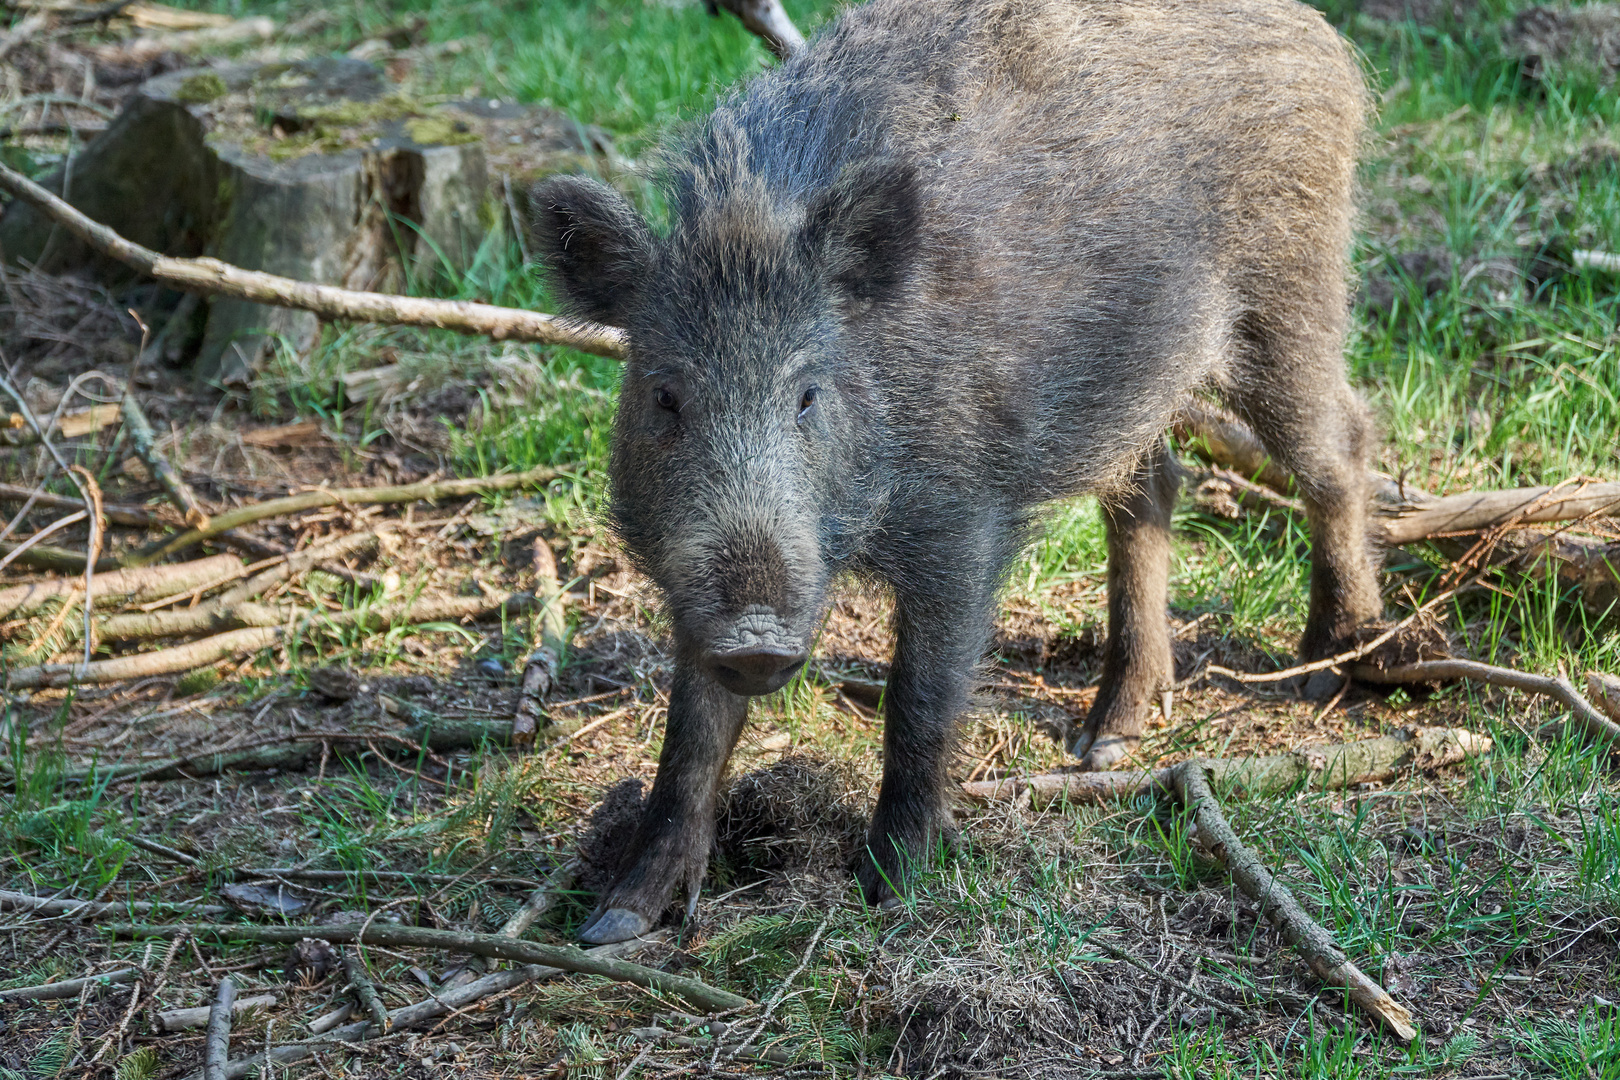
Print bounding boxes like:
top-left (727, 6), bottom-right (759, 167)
top-left (1170, 760), bottom-right (1419, 1042)
top-left (110, 921), bottom-right (749, 1014)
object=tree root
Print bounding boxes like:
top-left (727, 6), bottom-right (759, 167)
top-left (1169, 760), bottom-right (1419, 1041)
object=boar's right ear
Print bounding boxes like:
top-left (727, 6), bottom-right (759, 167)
top-left (530, 175), bottom-right (653, 327)
top-left (803, 159), bottom-right (922, 306)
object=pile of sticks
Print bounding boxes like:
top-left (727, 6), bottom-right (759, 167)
top-left (0, 864), bottom-right (749, 1078)
top-left (0, 375), bottom-right (566, 691)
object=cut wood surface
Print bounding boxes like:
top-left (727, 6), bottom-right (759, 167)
top-left (112, 921), bottom-right (748, 1013)
top-left (0, 159), bottom-right (629, 361)
top-left (1171, 761), bottom-right (1419, 1041)
top-left (962, 726), bottom-right (1492, 807)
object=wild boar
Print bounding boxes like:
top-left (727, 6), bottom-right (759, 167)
top-left (533, 0), bottom-right (1379, 943)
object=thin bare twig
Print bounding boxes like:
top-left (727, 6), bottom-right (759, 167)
top-left (0, 160), bottom-right (627, 359)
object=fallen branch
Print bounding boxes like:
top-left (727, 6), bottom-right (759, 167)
top-left (0, 966), bottom-right (139, 1003)
top-left (128, 466), bottom-right (569, 566)
top-left (5, 591), bottom-right (539, 689)
top-left (0, 509), bottom-right (86, 574)
top-left (97, 531), bottom-right (380, 640)
top-left (1170, 761), bottom-right (1418, 1041)
top-left (0, 403), bottom-right (122, 447)
top-left (113, 921), bottom-right (748, 1013)
top-left (122, 393), bottom-right (209, 528)
top-left (0, 552), bottom-right (241, 621)
top-left (6, 625), bottom-right (280, 690)
top-left (202, 977), bottom-right (234, 1080)
top-left (0, 888), bottom-right (230, 918)
top-left (341, 950), bottom-right (389, 1034)
top-left (0, 160), bottom-right (628, 359)
top-left (1350, 659), bottom-right (1620, 748)
top-left (513, 538), bottom-right (572, 746)
top-left (231, 867), bottom-right (539, 889)
top-left (1178, 403), bottom-right (1618, 527)
top-left (160, 990), bottom-right (276, 1033)
top-left (962, 726), bottom-right (1492, 807)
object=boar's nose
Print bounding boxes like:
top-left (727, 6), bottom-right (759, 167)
top-left (702, 607), bottom-right (807, 696)
top-left (704, 645), bottom-right (807, 697)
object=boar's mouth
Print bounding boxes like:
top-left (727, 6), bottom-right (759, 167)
top-left (700, 606), bottom-right (808, 697)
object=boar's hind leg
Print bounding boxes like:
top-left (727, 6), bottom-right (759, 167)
top-left (1229, 319), bottom-right (1383, 693)
top-left (578, 660), bottom-right (749, 944)
top-left (1068, 439), bottom-right (1180, 771)
top-left (859, 554), bottom-right (1005, 906)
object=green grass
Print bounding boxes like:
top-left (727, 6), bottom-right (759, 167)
top-left (4, 0), bottom-right (1620, 1076)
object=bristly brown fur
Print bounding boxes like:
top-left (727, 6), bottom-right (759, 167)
top-left (532, 0), bottom-right (1383, 940)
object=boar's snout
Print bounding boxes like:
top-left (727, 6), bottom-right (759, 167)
top-left (702, 606), bottom-right (807, 696)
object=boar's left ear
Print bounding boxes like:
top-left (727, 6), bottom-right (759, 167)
top-left (803, 158), bottom-right (922, 305)
top-left (531, 174), bottom-right (654, 327)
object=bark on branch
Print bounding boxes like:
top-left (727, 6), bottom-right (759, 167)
top-left (1171, 761), bottom-right (1419, 1041)
top-left (962, 726), bottom-right (1492, 807)
top-left (0, 160), bottom-right (628, 359)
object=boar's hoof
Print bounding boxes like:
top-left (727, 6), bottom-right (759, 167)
top-left (578, 907), bottom-right (653, 944)
top-left (1301, 669), bottom-right (1346, 702)
top-left (1072, 733), bottom-right (1138, 772)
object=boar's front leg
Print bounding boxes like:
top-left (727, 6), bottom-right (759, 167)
top-left (858, 543), bottom-right (1005, 905)
top-left (1069, 439), bottom-right (1181, 771)
top-left (578, 657), bottom-right (749, 944)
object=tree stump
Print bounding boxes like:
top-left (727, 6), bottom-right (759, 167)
top-left (0, 58), bottom-right (610, 385)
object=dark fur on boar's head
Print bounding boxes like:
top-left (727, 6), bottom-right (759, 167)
top-left (534, 0), bottom-right (1385, 944)
top-left (537, 156), bottom-right (922, 696)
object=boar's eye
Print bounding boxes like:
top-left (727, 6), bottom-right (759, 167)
top-left (798, 386), bottom-right (818, 421)
top-left (654, 386), bottom-right (679, 413)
